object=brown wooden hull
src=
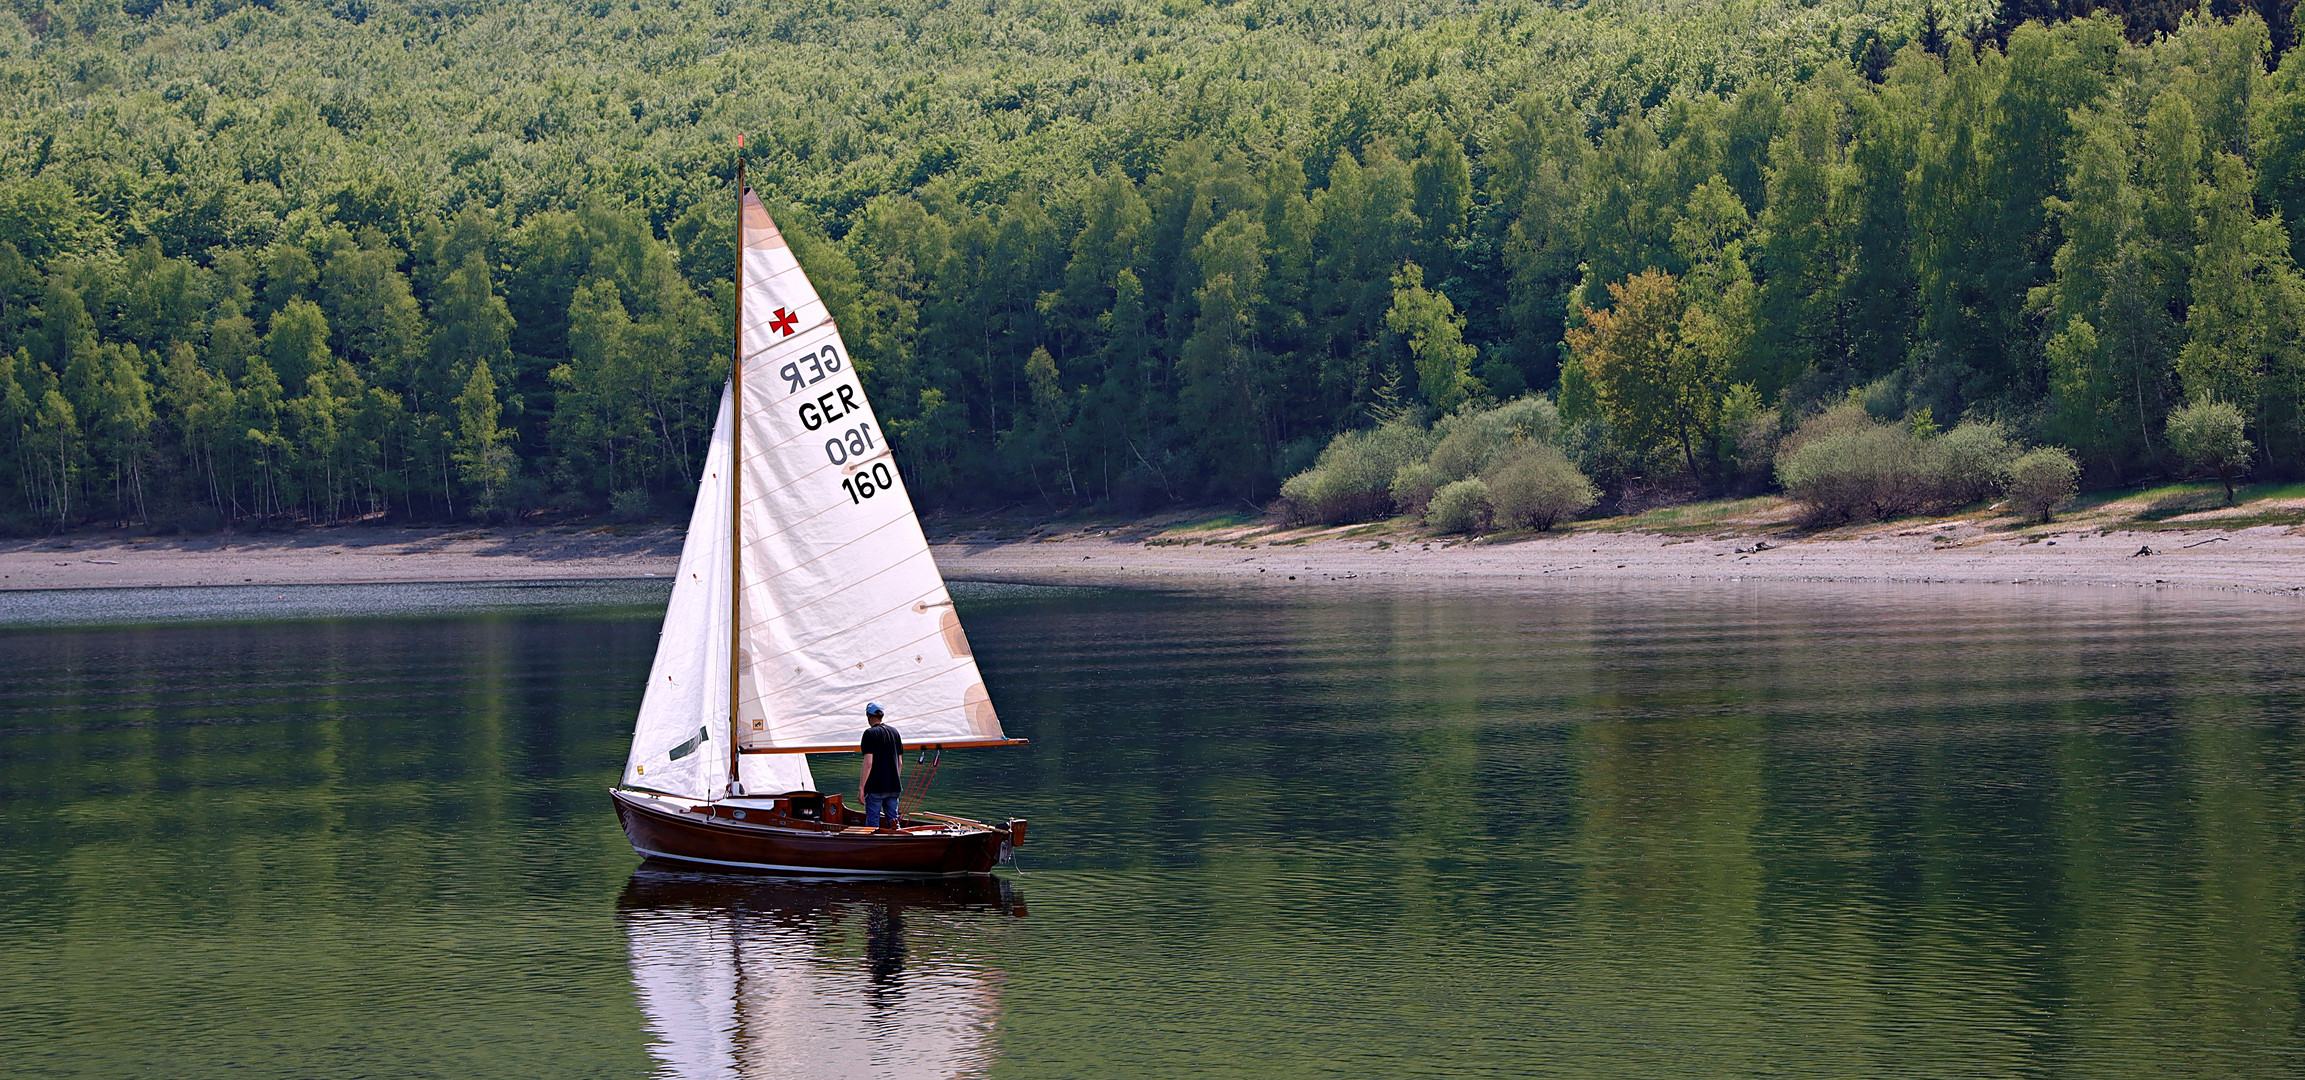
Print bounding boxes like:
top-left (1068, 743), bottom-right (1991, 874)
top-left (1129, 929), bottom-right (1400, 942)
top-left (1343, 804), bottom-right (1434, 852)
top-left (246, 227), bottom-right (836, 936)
top-left (611, 788), bottom-right (1012, 877)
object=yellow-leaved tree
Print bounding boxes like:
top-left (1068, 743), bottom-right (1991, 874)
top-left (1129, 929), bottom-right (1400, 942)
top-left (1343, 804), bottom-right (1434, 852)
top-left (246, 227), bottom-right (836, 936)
top-left (1564, 270), bottom-right (1724, 479)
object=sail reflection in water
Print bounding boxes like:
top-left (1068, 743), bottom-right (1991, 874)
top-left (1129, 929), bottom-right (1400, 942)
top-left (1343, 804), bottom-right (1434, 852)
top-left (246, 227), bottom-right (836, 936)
top-left (618, 872), bottom-right (1025, 1079)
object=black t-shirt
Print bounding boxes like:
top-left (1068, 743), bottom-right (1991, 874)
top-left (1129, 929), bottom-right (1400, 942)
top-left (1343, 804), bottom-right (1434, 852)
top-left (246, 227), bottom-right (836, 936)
top-left (861, 724), bottom-right (903, 793)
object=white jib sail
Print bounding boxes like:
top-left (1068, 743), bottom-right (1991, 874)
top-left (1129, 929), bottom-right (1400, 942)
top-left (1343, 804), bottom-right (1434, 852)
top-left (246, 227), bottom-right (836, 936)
top-left (732, 188), bottom-right (1008, 753)
top-left (625, 388), bottom-right (813, 798)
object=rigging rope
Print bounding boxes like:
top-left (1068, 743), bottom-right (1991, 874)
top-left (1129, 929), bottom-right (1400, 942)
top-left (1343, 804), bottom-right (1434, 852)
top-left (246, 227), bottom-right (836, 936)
top-left (900, 748), bottom-right (942, 818)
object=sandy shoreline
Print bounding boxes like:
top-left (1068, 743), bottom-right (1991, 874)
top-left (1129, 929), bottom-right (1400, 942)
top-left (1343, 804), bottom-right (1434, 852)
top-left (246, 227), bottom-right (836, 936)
top-left (2, 519), bottom-right (2300, 597)
top-left (0, 525), bottom-right (690, 591)
top-left (933, 525), bottom-right (2305, 596)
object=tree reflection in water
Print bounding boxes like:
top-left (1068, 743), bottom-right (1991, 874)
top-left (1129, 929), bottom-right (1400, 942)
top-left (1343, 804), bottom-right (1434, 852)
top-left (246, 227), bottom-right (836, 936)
top-left (616, 870), bottom-right (1024, 1079)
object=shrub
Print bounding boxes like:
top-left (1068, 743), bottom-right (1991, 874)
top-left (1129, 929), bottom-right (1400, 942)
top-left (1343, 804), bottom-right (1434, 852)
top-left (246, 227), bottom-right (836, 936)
top-left (1714, 383), bottom-right (1780, 493)
top-left (1276, 421), bottom-right (1434, 524)
top-left (1428, 395), bottom-right (1562, 479)
top-left (1774, 400), bottom-right (1876, 461)
top-left (1775, 422), bottom-right (1932, 522)
top-left (1276, 469), bottom-right (1336, 524)
top-left (609, 488), bottom-right (653, 522)
top-left (1426, 478), bottom-right (1492, 533)
top-left (2004, 446), bottom-right (2080, 522)
top-left (1556, 413), bottom-right (1645, 495)
top-left (1485, 441), bottom-right (1597, 531)
top-left (1390, 462), bottom-right (1444, 517)
top-left (1929, 421), bottom-right (2017, 505)
top-left (1773, 405), bottom-right (2019, 522)
top-left (2165, 400), bottom-right (2253, 503)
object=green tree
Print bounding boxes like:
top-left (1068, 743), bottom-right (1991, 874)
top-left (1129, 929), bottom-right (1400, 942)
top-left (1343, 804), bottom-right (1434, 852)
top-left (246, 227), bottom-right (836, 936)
top-left (1383, 263), bottom-right (1480, 415)
top-left (238, 359), bottom-right (287, 518)
top-left (33, 279), bottom-right (97, 377)
top-left (1492, 97), bottom-right (1589, 391)
top-left (429, 252), bottom-right (515, 383)
top-left (2263, 44), bottom-right (2305, 265)
top-left (2177, 153), bottom-right (2305, 451)
top-left (1411, 135), bottom-right (1472, 279)
top-left (158, 340), bottom-right (233, 518)
top-left (261, 241), bottom-right (318, 320)
top-left (265, 300), bottom-right (333, 391)
top-left (79, 344), bottom-right (155, 520)
top-left (1754, 73), bottom-right (1857, 397)
top-left (453, 359), bottom-right (512, 517)
top-left (2039, 97), bottom-right (2196, 474)
top-left (27, 388), bottom-right (80, 528)
top-left (0, 176), bottom-right (108, 264)
top-left (321, 244), bottom-right (429, 400)
top-left (550, 277), bottom-right (640, 501)
top-left (1674, 176), bottom-right (1761, 414)
top-left (1179, 211), bottom-right (1274, 497)
top-left (2165, 398), bottom-right (2254, 501)
top-left (1309, 144), bottom-right (1418, 414)
top-left (1002, 346), bottom-right (1077, 501)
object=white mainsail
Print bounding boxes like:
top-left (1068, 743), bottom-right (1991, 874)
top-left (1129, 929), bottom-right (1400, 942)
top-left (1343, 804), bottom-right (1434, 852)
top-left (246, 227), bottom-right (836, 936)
top-left (622, 180), bottom-right (1009, 795)
top-left (623, 390), bottom-right (813, 799)
top-left (729, 188), bottom-right (1009, 754)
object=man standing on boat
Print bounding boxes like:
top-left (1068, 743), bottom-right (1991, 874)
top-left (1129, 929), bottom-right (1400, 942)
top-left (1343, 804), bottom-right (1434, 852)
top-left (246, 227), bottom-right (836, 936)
top-left (859, 702), bottom-right (904, 832)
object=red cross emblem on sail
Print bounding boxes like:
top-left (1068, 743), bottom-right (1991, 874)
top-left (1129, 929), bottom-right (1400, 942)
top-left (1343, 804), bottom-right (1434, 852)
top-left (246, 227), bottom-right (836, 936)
top-left (768, 307), bottom-right (799, 336)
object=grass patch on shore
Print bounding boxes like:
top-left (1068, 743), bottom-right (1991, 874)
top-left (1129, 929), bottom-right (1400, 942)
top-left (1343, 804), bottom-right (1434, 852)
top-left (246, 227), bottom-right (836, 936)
top-left (2058, 479), bottom-right (2305, 530)
top-left (1590, 496), bottom-right (1790, 535)
top-left (2126, 507), bottom-right (2305, 531)
top-left (2126, 483), bottom-right (2230, 521)
top-left (1164, 512), bottom-right (1261, 533)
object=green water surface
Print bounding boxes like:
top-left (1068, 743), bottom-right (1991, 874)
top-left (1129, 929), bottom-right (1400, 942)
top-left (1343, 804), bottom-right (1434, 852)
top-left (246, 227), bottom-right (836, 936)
top-left (3, 578), bottom-right (2303, 1078)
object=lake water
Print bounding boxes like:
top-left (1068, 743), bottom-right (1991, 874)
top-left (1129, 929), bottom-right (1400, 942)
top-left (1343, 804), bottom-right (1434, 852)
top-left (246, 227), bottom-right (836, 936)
top-left (4, 577), bottom-right (2304, 1078)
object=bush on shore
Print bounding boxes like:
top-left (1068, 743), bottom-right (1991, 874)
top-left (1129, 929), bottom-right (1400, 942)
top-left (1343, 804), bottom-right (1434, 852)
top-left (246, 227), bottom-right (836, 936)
top-left (1486, 442), bottom-right (1598, 531)
top-left (1426, 478), bottom-right (1493, 533)
top-left (1774, 403), bottom-right (2031, 523)
top-left (1277, 421), bottom-right (1434, 524)
top-left (1388, 462), bottom-right (1446, 518)
top-left (1428, 396), bottom-right (1562, 480)
top-left (1280, 396), bottom-right (1592, 528)
top-left (1933, 420), bottom-right (2020, 504)
top-left (2166, 400), bottom-right (2253, 503)
top-left (2005, 447), bottom-right (2081, 521)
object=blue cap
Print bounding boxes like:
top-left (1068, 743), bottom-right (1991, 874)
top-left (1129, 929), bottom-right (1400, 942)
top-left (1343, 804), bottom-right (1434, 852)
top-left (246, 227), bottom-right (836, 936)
top-left (865, 702), bottom-right (884, 717)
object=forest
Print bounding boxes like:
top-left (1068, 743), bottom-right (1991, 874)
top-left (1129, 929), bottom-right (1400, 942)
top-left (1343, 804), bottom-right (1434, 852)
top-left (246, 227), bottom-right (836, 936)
top-left (1, 0), bottom-right (2302, 529)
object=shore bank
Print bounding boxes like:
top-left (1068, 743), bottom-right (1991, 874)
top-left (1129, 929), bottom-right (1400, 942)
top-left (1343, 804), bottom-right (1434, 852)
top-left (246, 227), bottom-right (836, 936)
top-left (2, 515), bottom-right (2301, 596)
top-left (0, 525), bottom-right (688, 591)
top-left (932, 524), bottom-right (2305, 595)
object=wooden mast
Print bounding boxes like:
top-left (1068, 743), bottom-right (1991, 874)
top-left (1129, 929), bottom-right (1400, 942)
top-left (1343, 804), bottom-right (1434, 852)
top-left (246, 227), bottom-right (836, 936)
top-left (727, 138), bottom-right (746, 796)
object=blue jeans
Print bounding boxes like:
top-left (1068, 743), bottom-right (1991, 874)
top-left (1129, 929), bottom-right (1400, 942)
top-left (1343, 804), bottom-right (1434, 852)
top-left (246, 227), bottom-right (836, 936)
top-left (863, 792), bottom-right (902, 828)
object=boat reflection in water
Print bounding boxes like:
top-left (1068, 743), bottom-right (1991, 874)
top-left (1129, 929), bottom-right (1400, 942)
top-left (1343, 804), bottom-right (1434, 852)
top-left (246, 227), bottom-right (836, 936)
top-left (616, 869), bottom-right (1025, 1079)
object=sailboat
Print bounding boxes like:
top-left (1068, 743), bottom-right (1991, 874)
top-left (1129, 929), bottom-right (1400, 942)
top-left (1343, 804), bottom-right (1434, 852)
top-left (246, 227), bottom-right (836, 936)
top-left (610, 154), bottom-right (1028, 877)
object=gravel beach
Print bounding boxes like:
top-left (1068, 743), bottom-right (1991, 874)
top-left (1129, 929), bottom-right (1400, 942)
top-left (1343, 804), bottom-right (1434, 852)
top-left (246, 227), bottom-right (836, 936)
top-left (3, 519), bottom-right (2300, 597)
